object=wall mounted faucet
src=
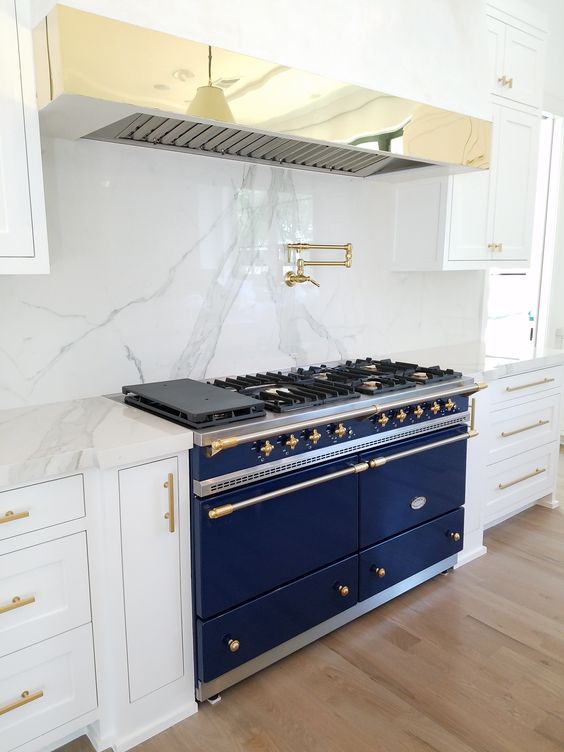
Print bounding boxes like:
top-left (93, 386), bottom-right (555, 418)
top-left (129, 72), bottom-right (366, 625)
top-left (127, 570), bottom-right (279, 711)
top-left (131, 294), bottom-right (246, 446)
top-left (284, 242), bottom-right (352, 288)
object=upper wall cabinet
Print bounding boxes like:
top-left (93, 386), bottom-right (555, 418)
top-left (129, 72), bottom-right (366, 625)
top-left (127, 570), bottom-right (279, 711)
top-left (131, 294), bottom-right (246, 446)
top-left (487, 14), bottom-right (545, 108)
top-left (0, 0), bottom-right (48, 274)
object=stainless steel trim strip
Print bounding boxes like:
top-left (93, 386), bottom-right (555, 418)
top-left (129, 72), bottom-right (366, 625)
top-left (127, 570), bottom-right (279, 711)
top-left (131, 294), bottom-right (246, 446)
top-left (194, 412), bottom-right (470, 497)
top-left (195, 554), bottom-right (458, 701)
top-left (207, 429), bottom-right (476, 519)
top-left (203, 382), bottom-right (486, 454)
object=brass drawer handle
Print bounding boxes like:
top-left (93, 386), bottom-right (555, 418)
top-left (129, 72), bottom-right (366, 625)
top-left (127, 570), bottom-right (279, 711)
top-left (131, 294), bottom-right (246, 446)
top-left (371, 566), bottom-right (386, 578)
top-left (163, 473), bottom-right (175, 533)
top-left (0, 595), bottom-right (36, 616)
top-left (450, 532), bottom-right (461, 542)
top-left (505, 377), bottom-right (555, 392)
top-left (336, 584), bottom-right (350, 597)
top-left (498, 467), bottom-right (546, 490)
top-left (0, 510), bottom-right (30, 525)
top-left (0, 689), bottom-right (44, 717)
top-left (500, 419), bottom-right (550, 438)
top-left (226, 637), bottom-right (240, 653)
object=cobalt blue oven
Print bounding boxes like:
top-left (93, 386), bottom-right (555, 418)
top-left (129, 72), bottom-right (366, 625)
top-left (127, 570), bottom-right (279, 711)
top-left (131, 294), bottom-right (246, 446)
top-left (191, 415), bottom-right (473, 700)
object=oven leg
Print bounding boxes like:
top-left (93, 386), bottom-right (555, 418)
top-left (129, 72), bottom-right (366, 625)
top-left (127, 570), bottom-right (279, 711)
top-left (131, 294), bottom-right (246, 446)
top-left (440, 567), bottom-right (454, 576)
top-left (207, 694), bottom-right (222, 705)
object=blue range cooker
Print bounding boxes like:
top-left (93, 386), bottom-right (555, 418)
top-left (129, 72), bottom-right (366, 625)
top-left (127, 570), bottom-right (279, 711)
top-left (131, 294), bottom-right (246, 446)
top-left (123, 357), bottom-right (483, 702)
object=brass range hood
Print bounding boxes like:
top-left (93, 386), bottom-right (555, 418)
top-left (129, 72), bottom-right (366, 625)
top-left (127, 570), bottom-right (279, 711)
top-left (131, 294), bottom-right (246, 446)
top-left (34, 6), bottom-right (491, 178)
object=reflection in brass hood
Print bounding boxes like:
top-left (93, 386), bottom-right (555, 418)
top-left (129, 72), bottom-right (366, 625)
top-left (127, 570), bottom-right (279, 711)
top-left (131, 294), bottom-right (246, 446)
top-left (34, 6), bottom-right (491, 178)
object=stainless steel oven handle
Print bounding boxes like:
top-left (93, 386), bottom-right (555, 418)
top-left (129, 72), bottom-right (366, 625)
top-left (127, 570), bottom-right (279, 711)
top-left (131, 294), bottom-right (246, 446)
top-left (205, 382), bottom-right (487, 456)
top-left (207, 429), bottom-right (478, 519)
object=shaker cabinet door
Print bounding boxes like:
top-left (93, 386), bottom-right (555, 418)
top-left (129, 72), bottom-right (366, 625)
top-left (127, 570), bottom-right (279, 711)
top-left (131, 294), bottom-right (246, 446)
top-left (488, 104), bottom-right (539, 264)
top-left (118, 456), bottom-right (183, 702)
top-left (504, 26), bottom-right (545, 108)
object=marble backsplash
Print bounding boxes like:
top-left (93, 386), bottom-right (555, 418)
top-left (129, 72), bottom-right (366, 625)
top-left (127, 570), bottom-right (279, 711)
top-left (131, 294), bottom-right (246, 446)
top-left (0, 137), bottom-right (486, 409)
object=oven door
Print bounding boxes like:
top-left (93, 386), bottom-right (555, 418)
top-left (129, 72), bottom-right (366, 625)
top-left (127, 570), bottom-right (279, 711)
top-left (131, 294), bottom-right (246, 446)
top-left (359, 426), bottom-right (468, 548)
top-left (193, 457), bottom-right (360, 619)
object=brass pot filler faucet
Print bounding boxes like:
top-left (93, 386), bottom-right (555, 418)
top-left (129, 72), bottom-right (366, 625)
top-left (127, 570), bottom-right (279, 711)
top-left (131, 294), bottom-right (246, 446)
top-left (284, 242), bottom-right (352, 288)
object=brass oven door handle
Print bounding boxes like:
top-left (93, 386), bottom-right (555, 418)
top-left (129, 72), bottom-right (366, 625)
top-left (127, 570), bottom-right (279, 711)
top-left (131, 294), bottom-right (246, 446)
top-left (500, 419), bottom-right (549, 438)
top-left (0, 595), bottom-right (36, 616)
top-left (0, 689), bottom-right (44, 717)
top-left (208, 429), bottom-right (478, 519)
top-left (0, 510), bottom-right (30, 525)
top-left (163, 473), bottom-right (175, 533)
top-left (498, 467), bottom-right (546, 490)
top-left (505, 377), bottom-right (555, 392)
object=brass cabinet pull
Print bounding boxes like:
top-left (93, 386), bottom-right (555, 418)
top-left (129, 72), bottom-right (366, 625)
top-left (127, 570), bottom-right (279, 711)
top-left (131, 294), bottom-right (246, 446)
top-left (208, 430), bottom-right (478, 519)
top-left (0, 510), bottom-right (30, 525)
top-left (450, 532), bottom-right (461, 542)
top-left (506, 377), bottom-right (555, 392)
top-left (226, 637), bottom-right (240, 653)
top-left (497, 75), bottom-right (513, 88)
top-left (0, 689), bottom-right (44, 717)
top-left (372, 566), bottom-right (386, 578)
top-left (0, 595), bottom-right (36, 616)
top-left (500, 419), bottom-right (549, 438)
top-left (163, 473), bottom-right (175, 533)
top-left (205, 382), bottom-right (486, 455)
top-left (498, 467), bottom-right (546, 490)
top-left (337, 584), bottom-right (350, 597)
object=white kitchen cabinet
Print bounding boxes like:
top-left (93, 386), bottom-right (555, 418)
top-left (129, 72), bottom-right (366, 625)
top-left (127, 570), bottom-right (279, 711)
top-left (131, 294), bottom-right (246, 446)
top-left (0, 0), bottom-right (49, 273)
top-left (118, 456), bottom-right (184, 702)
top-left (487, 14), bottom-right (545, 108)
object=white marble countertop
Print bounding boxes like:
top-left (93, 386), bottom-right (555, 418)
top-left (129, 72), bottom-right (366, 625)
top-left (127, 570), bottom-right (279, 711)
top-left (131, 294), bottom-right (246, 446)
top-left (0, 396), bottom-right (193, 490)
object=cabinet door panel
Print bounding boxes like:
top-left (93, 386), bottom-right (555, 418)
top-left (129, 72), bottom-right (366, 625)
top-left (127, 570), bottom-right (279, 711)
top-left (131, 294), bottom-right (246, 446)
top-left (487, 16), bottom-right (507, 97)
top-left (504, 26), bottom-right (545, 108)
top-left (119, 457), bottom-right (183, 702)
top-left (448, 171), bottom-right (490, 262)
top-left (0, 0), bottom-right (34, 258)
top-left (489, 104), bottom-right (539, 263)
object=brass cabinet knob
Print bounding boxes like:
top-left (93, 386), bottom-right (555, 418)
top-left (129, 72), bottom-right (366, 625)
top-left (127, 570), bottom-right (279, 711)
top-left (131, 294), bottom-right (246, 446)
top-left (372, 566), bottom-right (386, 578)
top-left (445, 399), bottom-right (456, 411)
top-left (285, 434), bottom-right (299, 450)
top-left (334, 423), bottom-right (347, 439)
top-left (450, 532), bottom-right (461, 542)
top-left (337, 584), bottom-right (349, 597)
top-left (260, 440), bottom-right (274, 457)
top-left (227, 638), bottom-right (240, 653)
top-left (430, 401), bottom-right (441, 415)
top-left (377, 413), bottom-right (390, 427)
top-left (413, 405), bottom-right (424, 419)
top-left (308, 428), bottom-right (321, 445)
top-left (396, 409), bottom-right (407, 423)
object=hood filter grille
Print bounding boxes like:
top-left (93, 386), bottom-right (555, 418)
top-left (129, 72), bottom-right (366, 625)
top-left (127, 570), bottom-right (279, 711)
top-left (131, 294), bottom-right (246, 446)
top-left (85, 113), bottom-right (431, 177)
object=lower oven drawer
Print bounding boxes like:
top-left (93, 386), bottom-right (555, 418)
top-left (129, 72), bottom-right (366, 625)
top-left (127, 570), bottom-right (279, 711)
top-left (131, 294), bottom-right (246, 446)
top-left (0, 624), bottom-right (97, 752)
top-left (193, 457), bottom-right (359, 619)
top-left (359, 508), bottom-right (464, 601)
top-left (359, 427), bottom-right (467, 548)
top-left (197, 555), bottom-right (357, 683)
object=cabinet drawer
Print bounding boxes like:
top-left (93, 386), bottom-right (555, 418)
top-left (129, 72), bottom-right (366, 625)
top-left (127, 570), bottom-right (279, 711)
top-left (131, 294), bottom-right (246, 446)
top-left (359, 427), bottom-right (467, 548)
top-left (359, 508), bottom-right (464, 602)
top-left (0, 475), bottom-right (85, 542)
top-left (197, 556), bottom-right (357, 683)
top-left (0, 624), bottom-right (97, 752)
top-left (485, 393), bottom-right (560, 464)
top-left (484, 443), bottom-right (558, 527)
top-left (0, 534), bottom-right (91, 658)
top-left (488, 366), bottom-right (562, 407)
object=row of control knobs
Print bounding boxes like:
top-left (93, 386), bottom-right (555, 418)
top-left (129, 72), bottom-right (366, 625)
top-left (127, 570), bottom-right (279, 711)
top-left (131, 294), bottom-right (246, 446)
top-left (377, 398), bottom-right (457, 427)
top-left (259, 422), bottom-right (349, 457)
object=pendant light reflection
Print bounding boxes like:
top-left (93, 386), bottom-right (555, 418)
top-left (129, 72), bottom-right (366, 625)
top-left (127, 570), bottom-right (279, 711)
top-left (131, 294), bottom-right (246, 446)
top-left (187, 45), bottom-right (235, 123)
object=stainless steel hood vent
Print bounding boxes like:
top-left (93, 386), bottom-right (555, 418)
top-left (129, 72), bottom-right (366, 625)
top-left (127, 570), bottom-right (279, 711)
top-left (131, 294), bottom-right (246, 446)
top-left (87, 114), bottom-right (432, 177)
top-left (34, 6), bottom-right (492, 178)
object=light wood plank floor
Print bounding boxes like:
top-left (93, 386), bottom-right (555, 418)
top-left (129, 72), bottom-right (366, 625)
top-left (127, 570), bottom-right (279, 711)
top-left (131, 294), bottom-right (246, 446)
top-left (60, 451), bottom-right (564, 752)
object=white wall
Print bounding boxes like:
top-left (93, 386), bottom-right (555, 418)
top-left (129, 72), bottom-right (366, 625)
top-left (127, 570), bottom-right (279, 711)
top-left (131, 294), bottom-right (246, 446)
top-left (0, 138), bottom-right (486, 408)
top-left (29, 0), bottom-right (491, 119)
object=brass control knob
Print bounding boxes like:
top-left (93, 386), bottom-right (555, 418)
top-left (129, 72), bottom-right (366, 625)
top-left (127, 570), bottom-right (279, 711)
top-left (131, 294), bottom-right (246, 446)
top-left (396, 409), bottom-right (408, 423)
top-left (260, 440), bottom-right (274, 457)
top-left (377, 413), bottom-right (390, 427)
top-left (413, 405), bottom-right (424, 419)
top-left (334, 423), bottom-right (347, 439)
top-left (308, 428), bottom-right (321, 445)
top-left (372, 566), bottom-right (386, 578)
top-left (337, 584), bottom-right (350, 597)
top-left (450, 532), bottom-right (461, 542)
top-left (430, 401), bottom-right (441, 415)
top-left (227, 638), bottom-right (240, 653)
top-left (445, 399), bottom-right (456, 411)
top-left (285, 434), bottom-right (299, 450)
